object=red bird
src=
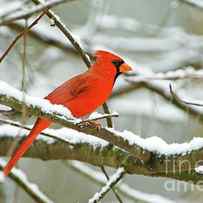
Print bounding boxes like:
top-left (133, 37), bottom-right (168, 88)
top-left (3, 50), bottom-right (132, 176)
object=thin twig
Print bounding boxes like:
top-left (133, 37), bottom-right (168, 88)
top-left (100, 166), bottom-right (123, 203)
top-left (88, 167), bottom-right (125, 203)
top-left (0, 118), bottom-right (75, 147)
top-left (102, 103), bottom-right (113, 128)
top-left (0, 12), bottom-right (46, 63)
top-left (181, 100), bottom-right (203, 107)
top-left (75, 113), bottom-right (119, 124)
top-left (169, 83), bottom-right (203, 107)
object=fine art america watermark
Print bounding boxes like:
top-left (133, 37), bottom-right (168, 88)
top-left (162, 158), bottom-right (203, 192)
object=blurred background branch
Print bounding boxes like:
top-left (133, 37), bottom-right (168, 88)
top-left (0, 159), bottom-right (53, 203)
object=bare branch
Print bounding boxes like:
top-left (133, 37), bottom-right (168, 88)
top-left (169, 84), bottom-right (203, 108)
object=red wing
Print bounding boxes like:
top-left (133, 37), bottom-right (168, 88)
top-left (45, 73), bottom-right (96, 105)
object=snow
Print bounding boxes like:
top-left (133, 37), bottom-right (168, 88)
top-left (88, 112), bottom-right (108, 119)
top-left (45, 128), bottom-right (108, 148)
top-left (108, 128), bottom-right (203, 156)
top-left (0, 171), bottom-right (5, 183)
top-left (195, 166), bottom-right (203, 174)
top-left (0, 104), bottom-right (11, 111)
top-left (0, 159), bottom-right (53, 203)
top-left (0, 123), bottom-right (108, 148)
top-left (0, 80), bottom-right (73, 120)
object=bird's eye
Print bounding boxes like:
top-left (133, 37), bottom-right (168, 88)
top-left (112, 60), bottom-right (124, 69)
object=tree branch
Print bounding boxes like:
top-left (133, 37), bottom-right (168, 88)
top-left (0, 159), bottom-right (53, 203)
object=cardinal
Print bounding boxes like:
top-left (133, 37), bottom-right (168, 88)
top-left (3, 50), bottom-right (132, 176)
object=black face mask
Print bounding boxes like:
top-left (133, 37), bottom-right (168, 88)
top-left (112, 59), bottom-right (125, 83)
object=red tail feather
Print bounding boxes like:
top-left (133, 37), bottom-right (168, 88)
top-left (3, 118), bottom-right (51, 176)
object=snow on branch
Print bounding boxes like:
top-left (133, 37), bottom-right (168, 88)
top-left (88, 167), bottom-right (125, 203)
top-left (0, 159), bottom-right (53, 203)
top-left (179, 0), bottom-right (203, 9)
top-left (126, 66), bottom-right (203, 81)
top-left (0, 80), bottom-right (74, 120)
top-left (1, 120), bottom-right (203, 183)
top-left (1, 81), bottom-right (203, 182)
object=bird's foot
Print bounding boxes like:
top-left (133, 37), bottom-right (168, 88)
top-left (77, 120), bottom-right (101, 131)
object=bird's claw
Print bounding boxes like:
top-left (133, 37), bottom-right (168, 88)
top-left (77, 120), bottom-right (101, 131)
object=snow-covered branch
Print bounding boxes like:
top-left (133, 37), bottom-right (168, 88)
top-left (126, 67), bottom-right (203, 81)
top-left (0, 80), bottom-right (74, 121)
top-left (1, 118), bottom-right (203, 183)
top-left (0, 159), bottom-right (53, 203)
top-left (1, 81), bottom-right (203, 183)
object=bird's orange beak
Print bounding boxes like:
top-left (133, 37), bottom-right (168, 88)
top-left (119, 63), bottom-right (132, 73)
